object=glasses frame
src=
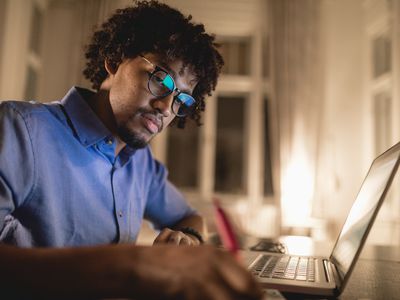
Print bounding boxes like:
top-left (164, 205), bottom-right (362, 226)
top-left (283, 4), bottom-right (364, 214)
top-left (140, 56), bottom-right (197, 117)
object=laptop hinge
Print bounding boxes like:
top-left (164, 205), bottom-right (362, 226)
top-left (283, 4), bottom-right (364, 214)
top-left (323, 259), bottom-right (331, 282)
top-left (329, 260), bottom-right (343, 296)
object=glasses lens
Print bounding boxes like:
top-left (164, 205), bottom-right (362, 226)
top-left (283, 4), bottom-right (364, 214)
top-left (149, 70), bottom-right (175, 97)
top-left (173, 93), bottom-right (196, 116)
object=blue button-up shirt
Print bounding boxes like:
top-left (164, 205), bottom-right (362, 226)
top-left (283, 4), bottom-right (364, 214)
top-left (0, 87), bottom-right (195, 247)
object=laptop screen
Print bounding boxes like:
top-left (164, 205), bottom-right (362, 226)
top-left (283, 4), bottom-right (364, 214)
top-left (330, 143), bottom-right (400, 281)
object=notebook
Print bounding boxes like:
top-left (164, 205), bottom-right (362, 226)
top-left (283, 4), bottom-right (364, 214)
top-left (246, 141), bottom-right (400, 297)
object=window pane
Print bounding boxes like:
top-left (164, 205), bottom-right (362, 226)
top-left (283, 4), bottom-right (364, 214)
top-left (214, 96), bottom-right (246, 194)
top-left (218, 38), bottom-right (251, 75)
top-left (166, 122), bottom-right (199, 188)
top-left (263, 98), bottom-right (274, 196)
top-left (372, 35), bottom-right (391, 78)
top-left (29, 4), bottom-right (43, 55)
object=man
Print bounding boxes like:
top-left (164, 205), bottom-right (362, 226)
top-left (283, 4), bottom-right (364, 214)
top-left (0, 1), bottom-right (263, 299)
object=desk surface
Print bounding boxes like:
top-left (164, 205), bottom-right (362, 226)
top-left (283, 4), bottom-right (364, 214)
top-left (240, 236), bottom-right (400, 300)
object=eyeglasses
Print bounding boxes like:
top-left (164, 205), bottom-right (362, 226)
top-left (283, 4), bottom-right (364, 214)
top-left (140, 56), bottom-right (197, 117)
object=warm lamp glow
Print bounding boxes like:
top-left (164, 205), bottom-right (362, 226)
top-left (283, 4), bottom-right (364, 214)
top-left (281, 145), bottom-right (314, 227)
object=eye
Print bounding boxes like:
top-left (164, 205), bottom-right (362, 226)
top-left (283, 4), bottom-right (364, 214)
top-left (153, 75), bottom-right (164, 85)
top-left (178, 94), bottom-right (195, 106)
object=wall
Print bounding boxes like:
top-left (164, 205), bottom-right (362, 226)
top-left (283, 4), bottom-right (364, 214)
top-left (40, 0), bottom-right (79, 101)
top-left (0, 0), bottom-right (6, 88)
top-left (0, 0), bottom-right (32, 100)
top-left (40, 0), bottom-right (120, 102)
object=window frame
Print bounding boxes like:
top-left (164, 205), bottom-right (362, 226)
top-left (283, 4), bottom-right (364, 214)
top-left (152, 32), bottom-right (278, 208)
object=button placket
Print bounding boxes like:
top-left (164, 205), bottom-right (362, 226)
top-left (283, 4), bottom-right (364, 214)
top-left (111, 166), bottom-right (129, 243)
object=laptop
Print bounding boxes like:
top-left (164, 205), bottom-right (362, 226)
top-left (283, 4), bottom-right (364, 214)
top-left (245, 141), bottom-right (400, 297)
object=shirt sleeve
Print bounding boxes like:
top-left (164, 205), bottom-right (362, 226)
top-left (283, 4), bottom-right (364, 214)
top-left (0, 102), bottom-right (35, 233)
top-left (143, 157), bottom-right (196, 230)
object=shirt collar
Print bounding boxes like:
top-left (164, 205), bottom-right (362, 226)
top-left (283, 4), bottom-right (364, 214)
top-left (60, 86), bottom-right (112, 147)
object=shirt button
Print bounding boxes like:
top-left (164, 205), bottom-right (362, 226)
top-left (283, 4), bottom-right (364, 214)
top-left (118, 211), bottom-right (123, 218)
top-left (106, 138), bottom-right (113, 145)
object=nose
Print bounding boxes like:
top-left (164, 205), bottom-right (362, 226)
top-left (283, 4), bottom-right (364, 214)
top-left (152, 93), bottom-right (174, 118)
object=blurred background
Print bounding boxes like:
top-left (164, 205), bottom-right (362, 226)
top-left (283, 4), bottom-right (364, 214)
top-left (0, 0), bottom-right (399, 246)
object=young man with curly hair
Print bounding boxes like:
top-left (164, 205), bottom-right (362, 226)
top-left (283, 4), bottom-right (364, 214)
top-left (0, 1), bottom-right (263, 299)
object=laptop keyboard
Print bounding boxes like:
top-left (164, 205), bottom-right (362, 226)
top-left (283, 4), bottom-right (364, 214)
top-left (251, 255), bottom-right (316, 282)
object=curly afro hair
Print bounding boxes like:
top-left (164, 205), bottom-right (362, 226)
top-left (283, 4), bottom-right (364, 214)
top-left (83, 0), bottom-right (224, 128)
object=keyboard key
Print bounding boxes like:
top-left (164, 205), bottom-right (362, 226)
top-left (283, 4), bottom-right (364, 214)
top-left (251, 255), bottom-right (271, 275)
top-left (307, 259), bottom-right (316, 281)
top-left (295, 275), bottom-right (307, 281)
top-left (255, 255), bottom-right (317, 282)
top-left (260, 256), bottom-right (279, 277)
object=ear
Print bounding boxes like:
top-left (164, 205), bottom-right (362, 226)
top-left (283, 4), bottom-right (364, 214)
top-left (104, 59), bottom-right (117, 75)
top-left (100, 60), bottom-right (116, 90)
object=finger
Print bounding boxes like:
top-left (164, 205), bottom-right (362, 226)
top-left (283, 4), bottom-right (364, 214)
top-left (217, 251), bottom-right (264, 299)
top-left (167, 231), bottom-right (183, 245)
top-left (185, 262), bottom-right (261, 300)
top-left (179, 235), bottom-right (192, 246)
top-left (153, 228), bottom-right (173, 245)
top-left (181, 233), bottom-right (201, 246)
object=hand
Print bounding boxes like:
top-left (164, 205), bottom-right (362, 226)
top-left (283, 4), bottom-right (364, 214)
top-left (0, 244), bottom-right (263, 300)
top-left (153, 228), bottom-right (201, 246)
top-left (133, 244), bottom-right (264, 300)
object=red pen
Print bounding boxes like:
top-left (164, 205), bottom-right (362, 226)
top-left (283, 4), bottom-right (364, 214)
top-left (213, 197), bottom-right (241, 260)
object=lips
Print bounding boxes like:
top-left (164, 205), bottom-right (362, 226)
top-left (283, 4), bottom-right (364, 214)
top-left (141, 113), bottom-right (162, 134)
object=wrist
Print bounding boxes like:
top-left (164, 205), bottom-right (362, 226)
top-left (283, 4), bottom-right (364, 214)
top-left (179, 227), bottom-right (204, 244)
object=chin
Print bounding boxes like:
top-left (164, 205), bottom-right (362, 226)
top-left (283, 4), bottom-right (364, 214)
top-left (126, 137), bottom-right (148, 149)
top-left (118, 127), bottom-right (149, 149)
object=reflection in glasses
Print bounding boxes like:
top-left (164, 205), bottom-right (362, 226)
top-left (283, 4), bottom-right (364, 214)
top-left (140, 56), bottom-right (197, 117)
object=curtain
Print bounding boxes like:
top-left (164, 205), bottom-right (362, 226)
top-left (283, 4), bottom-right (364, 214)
top-left (268, 0), bottom-right (324, 227)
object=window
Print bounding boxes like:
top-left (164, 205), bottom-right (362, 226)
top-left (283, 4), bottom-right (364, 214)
top-left (166, 123), bottom-right (200, 189)
top-left (161, 33), bottom-right (275, 207)
top-left (366, 17), bottom-right (397, 244)
top-left (218, 37), bottom-right (251, 76)
top-left (214, 95), bottom-right (247, 194)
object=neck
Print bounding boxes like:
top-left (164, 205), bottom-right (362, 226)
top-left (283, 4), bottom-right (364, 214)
top-left (85, 89), bottom-right (127, 156)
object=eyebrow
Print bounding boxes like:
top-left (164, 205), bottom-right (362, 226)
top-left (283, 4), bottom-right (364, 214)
top-left (156, 61), bottom-right (196, 96)
top-left (153, 60), bottom-right (177, 79)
